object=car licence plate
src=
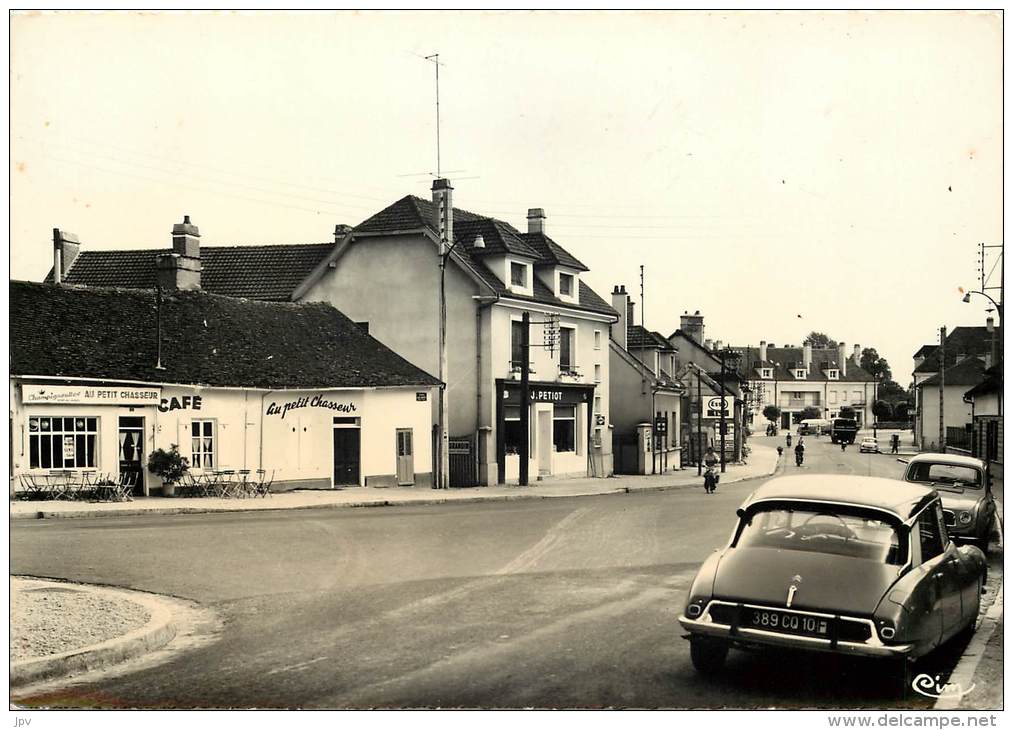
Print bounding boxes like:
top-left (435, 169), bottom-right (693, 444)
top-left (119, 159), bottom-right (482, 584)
top-left (744, 608), bottom-right (831, 638)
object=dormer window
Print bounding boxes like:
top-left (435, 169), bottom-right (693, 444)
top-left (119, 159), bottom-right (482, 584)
top-left (559, 273), bottom-right (574, 297)
top-left (760, 368), bottom-right (773, 379)
top-left (510, 262), bottom-right (528, 288)
top-left (827, 369), bottom-right (839, 380)
top-left (794, 369), bottom-right (807, 379)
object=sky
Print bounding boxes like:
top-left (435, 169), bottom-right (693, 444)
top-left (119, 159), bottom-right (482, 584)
top-left (10, 10), bottom-right (1003, 383)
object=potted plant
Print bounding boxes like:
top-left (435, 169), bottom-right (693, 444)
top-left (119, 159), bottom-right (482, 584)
top-left (147, 444), bottom-right (189, 497)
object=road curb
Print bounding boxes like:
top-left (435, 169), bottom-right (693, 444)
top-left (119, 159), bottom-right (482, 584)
top-left (11, 580), bottom-right (179, 688)
top-left (10, 455), bottom-right (779, 521)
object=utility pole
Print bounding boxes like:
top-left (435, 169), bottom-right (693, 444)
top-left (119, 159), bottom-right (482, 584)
top-left (719, 352), bottom-right (728, 473)
top-left (697, 368), bottom-right (703, 476)
top-left (938, 326), bottom-right (946, 453)
top-left (520, 311), bottom-right (531, 486)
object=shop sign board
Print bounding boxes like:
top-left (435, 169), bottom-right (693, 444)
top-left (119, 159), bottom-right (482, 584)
top-left (265, 393), bottom-right (359, 420)
top-left (502, 385), bottom-right (588, 406)
top-left (22, 384), bottom-right (160, 406)
top-left (706, 396), bottom-right (735, 418)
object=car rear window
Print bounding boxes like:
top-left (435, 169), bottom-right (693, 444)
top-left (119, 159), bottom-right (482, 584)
top-left (735, 505), bottom-right (906, 565)
top-left (907, 463), bottom-right (982, 488)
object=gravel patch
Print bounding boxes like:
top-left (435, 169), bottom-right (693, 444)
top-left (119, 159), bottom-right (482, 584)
top-left (11, 580), bottom-right (151, 662)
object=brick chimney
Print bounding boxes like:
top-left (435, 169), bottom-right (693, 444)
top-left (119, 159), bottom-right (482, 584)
top-left (853, 344), bottom-right (861, 363)
top-left (759, 340), bottom-right (768, 362)
top-left (838, 342), bottom-right (848, 376)
top-left (803, 342), bottom-right (812, 372)
top-left (527, 208), bottom-right (546, 235)
top-left (51, 228), bottom-right (81, 284)
top-left (680, 310), bottom-right (705, 344)
top-left (611, 285), bottom-right (629, 350)
top-left (431, 178), bottom-right (453, 247)
top-left (155, 215), bottom-right (202, 291)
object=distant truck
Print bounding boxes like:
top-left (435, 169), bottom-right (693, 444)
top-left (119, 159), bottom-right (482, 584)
top-left (830, 417), bottom-right (858, 444)
top-left (798, 418), bottom-right (831, 436)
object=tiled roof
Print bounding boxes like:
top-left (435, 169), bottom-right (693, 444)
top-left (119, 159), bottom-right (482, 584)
top-left (628, 325), bottom-right (675, 351)
top-left (964, 365), bottom-right (1002, 398)
top-left (913, 327), bottom-right (1001, 373)
top-left (49, 243), bottom-right (334, 301)
top-left (354, 195), bottom-right (613, 317)
top-left (730, 345), bottom-right (876, 383)
top-left (518, 232), bottom-right (589, 271)
top-left (11, 281), bottom-right (439, 390)
top-left (917, 356), bottom-right (987, 388)
top-left (914, 344), bottom-right (939, 358)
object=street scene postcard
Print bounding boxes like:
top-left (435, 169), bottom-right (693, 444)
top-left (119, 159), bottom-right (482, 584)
top-left (8, 8), bottom-right (1004, 721)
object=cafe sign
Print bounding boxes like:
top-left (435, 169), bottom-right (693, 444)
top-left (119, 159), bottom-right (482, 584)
top-left (22, 384), bottom-right (161, 406)
top-left (265, 393), bottom-right (359, 420)
top-left (502, 385), bottom-right (588, 406)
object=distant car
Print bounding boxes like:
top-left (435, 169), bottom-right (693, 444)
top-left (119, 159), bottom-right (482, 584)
top-left (902, 453), bottom-right (997, 553)
top-left (859, 437), bottom-right (879, 453)
top-left (678, 476), bottom-right (986, 692)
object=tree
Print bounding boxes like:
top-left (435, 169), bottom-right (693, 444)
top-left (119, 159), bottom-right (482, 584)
top-left (762, 405), bottom-right (781, 423)
top-left (894, 402), bottom-right (913, 421)
top-left (860, 347), bottom-right (892, 382)
top-left (877, 379), bottom-right (906, 403)
top-left (872, 400), bottom-right (894, 421)
top-left (799, 406), bottom-right (822, 421)
top-left (803, 332), bottom-right (837, 348)
top-left (839, 405), bottom-right (856, 420)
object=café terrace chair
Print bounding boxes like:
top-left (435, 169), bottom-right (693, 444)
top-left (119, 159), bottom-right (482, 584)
top-left (17, 474), bottom-right (43, 500)
top-left (215, 469), bottom-right (239, 499)
top-left (112, 471), bottom-right (136, 502)
top-left (46, 470), bottom-right (74, 501)
top-left (235, 469), bottom-right (253, 498)
top-left (252, 469), bottom-right (274, 498)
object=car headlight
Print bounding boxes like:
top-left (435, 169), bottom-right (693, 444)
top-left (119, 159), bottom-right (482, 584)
top-left (959, 511), bottom-right (973, 525)
top-left (686, 603), bottom-right (703, 618)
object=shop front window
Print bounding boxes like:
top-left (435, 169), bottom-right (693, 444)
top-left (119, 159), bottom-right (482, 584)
top-left (191, 420), bottom-right (216, 470)
top-left (553, 404), bottom-right (576, 452)
top-left (503, 406), bottom-right (523, 455)
top-left (29, 416), bottom-right (97, 469)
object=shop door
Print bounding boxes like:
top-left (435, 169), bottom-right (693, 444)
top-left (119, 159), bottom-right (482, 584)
top-left (396, 429), bottom-right (414, 486)
top-left (538, 410), bottom-right (552, 476)
top-left (118, 416), bottom-right (145, 494)
top-left (333, 427), bottom-right (361, 486)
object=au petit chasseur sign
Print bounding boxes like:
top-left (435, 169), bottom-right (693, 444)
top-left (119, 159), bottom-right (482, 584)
top-left (21, 384), bottom-right (161, 406)
top-left (265, 393), bottom-right (359, 419)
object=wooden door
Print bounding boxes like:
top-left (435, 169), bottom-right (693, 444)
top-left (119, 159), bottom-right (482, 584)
top-left (118, 416), bottom-right (145, 494)
top-left (333, 428), bottom-right (361, 486)
top-left (396, 429), bottom-right (414, 486)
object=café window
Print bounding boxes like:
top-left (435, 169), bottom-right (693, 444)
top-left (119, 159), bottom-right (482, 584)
top-left (29, 416), bottom-right (97, 469)
top-left (510, 262), bottom-right (528, 288)
top-left (191, 420), bottom-right (216, 470)
top-left (553, 404), bottom-right (576, 452)
top-left (503, 406), bottom-right (523, 455)
top-left (511, 320), bottom-right (525, 369)
top-left (559, 272), bottom-right (574, 297)
top-left (559, 327), bottom-right (575, 372)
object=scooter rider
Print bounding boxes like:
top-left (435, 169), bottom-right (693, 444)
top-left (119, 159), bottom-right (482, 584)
top-left (794, 439), bottom-right (805, 467)
top-left (786, 433), bottom-right (793, 448)
top-left (703, 446), bottom-right (719, 493)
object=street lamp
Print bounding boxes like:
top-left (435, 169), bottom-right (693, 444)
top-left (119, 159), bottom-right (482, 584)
top-left (961, 290), bottom-right (1003, 325)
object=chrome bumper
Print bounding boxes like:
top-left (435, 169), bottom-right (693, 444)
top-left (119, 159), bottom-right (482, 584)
top-left (678, 602), bottom-right (914, 659)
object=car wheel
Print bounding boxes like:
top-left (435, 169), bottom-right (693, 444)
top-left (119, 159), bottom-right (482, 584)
top-left (690, 637), bottom-right (729, 675)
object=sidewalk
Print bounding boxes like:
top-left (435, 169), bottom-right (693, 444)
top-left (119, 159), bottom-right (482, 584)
top-left (10, 444), bottom-right (780, 521)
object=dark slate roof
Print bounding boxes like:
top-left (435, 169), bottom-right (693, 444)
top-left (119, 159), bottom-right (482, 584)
top-left (964, 365), bottom-right (1002, 398)
top-left (917, 356), bottom-right (988, 388)
top-left (354, 195), bottom-right (614, 318)
top-left (729, 345), bottom-right (876, 383)
top-left (518, 232), bottom-right (589, 272)
top-left (914, 326), bottom-right (1001, 373)
top-left (10, 281), bottom-right (439, 390)
top-left (628, 325), bottom-right (675, 351)
top-left (914, 344), bottom-right (939, 358)
top-left (48, 243), bottom-right (334, 301)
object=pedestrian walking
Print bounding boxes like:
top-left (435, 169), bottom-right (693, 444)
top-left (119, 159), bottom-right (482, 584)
top-left (891, 434), bottom-right (900, 454)
top-left (777, 445), bottom-right (784, 459)
top-left (841, 440), bottom-right (848, 453)
top-left (786, 433), bottom-right (792, 448)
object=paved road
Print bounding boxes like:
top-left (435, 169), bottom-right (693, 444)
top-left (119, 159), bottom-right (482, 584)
top-left (10, 437), bottom-right (997, 709)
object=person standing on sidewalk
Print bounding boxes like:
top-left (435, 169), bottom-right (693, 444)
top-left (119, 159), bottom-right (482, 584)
top-left (891, 433), bottom-right (900, 454)
top-left (794, 439), bottom-right (805, 467)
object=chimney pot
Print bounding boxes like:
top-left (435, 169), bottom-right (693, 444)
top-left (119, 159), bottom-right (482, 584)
top-left (51, 228), bottom-right (82, 284)
top-left (527, 207), bottom-right (546, 235)
top-left (431, 178), bottom-right (454, 245)
top-left (163, 216), bottom-right (202, 290)
top-left (611, 284), bottom-right (630, 350)
top-left (472, 234), bottom-right (485, 249)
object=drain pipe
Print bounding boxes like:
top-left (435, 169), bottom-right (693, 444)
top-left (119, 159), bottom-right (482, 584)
top-left (473, 296), bottom-right (496, 484)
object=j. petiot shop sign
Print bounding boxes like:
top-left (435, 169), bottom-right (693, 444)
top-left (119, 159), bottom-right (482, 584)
top-left (22, 384), bottom-right (160, 406)
top-left (266, 393), bottom-right (358, 420)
